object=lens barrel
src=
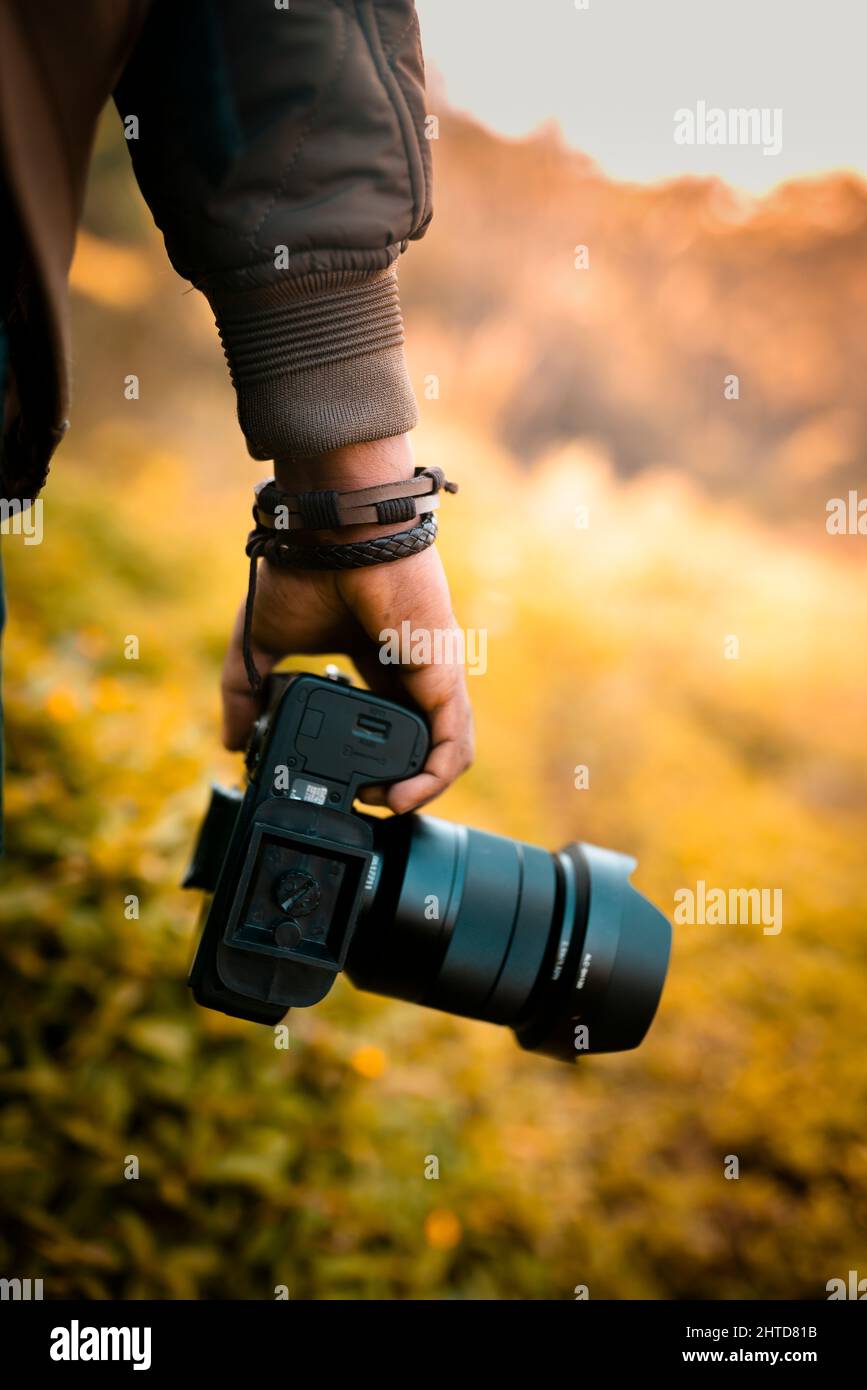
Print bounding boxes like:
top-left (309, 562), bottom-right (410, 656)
top-left (347, 816), bottom-right (671, 1062)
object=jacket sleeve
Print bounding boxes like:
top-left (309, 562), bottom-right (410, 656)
top-left (114, 0), bottom-right (432, 463)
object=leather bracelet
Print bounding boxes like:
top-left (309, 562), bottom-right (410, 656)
top-left (253, 465), bottom-right (457, 533)
top-left (254, 511), bottom-right (438, 572)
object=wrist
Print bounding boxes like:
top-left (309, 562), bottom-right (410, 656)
top-left (272, 435), bottom-right (419, 545)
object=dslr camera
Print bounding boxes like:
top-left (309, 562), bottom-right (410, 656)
top-left (184, 670), bottom-right (670, 1062)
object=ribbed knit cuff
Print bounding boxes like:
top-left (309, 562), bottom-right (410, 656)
top-left (205, 266), bottom-right (419, 462)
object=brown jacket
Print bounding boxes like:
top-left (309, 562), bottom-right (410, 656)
top-left (0, 0), bottom-right (431, 502)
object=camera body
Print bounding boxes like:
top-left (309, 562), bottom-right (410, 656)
top-left (185, 670), bottom-right (672, 1062)
top-left (186, 670), bottom-right (428, 1021)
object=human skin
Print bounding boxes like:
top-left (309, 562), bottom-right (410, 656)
top-left (220, 434), bottom-right (474, 813)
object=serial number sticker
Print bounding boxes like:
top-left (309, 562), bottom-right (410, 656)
top-left (289, 778), bottom-right (328, 805)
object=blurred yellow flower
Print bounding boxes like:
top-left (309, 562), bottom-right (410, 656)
top-left (44, 687), bottom-right (78, 722)
top-left (92, 677), bottom-right (129, 713)
top-left (424, 1209), bottom-right (462, 1250)
top-left (350, 1045), bottom-right (387, 1079)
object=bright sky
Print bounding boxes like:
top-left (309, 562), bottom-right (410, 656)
top-left (415, 0), bottom-right (866, 194)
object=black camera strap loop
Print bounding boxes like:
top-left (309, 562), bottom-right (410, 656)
top-left (241, 466), bottom-right (457, 691)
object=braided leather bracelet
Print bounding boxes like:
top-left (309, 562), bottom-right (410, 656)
top-left (242, 466), bottom-right (457, 690)
top-left (253, 512), bottom-right (439, 572)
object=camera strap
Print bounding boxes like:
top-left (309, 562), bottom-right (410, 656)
top-left (241, 466), bottom-right (458, 691)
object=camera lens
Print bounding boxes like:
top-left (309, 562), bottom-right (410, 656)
top-left (348, 816), bottom-right (671, 1062)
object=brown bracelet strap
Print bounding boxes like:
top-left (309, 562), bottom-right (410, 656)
top-left (253, 465), bottom-right (457, 533)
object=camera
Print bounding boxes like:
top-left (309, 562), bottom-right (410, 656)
top-left (184, 670), bottom-right (671, 1062)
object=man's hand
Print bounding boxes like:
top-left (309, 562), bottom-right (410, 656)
top-left (220, 437), bottom-right (474, 814)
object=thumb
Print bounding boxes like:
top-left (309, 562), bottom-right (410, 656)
top-left (220, 601), bottom-right (278, 751)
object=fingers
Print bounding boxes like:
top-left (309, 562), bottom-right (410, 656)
top-left (386, 667), bottom-right (475, 813)
top-left (342, 554), bottom-right (475, 813)
top-left (353, 649), bottom-right (474, 813)
top-left (220, 602), bottom-right (277, 751)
